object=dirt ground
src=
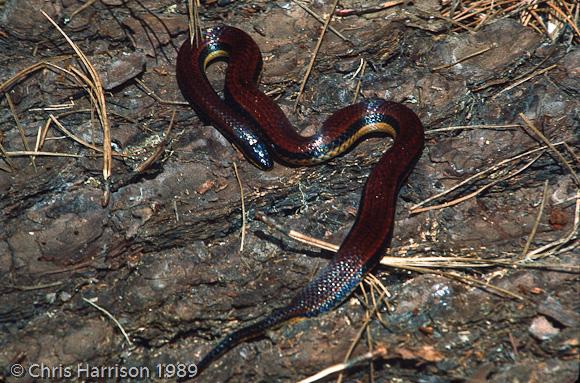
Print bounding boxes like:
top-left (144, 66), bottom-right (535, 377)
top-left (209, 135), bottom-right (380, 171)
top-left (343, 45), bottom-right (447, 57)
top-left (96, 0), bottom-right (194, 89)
top-left (0, 1), bottom-right (578, 382)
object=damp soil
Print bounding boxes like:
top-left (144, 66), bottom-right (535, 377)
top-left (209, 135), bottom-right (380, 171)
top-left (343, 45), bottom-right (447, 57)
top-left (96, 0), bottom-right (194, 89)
top-left (0, 1), bottom-right (578, 383)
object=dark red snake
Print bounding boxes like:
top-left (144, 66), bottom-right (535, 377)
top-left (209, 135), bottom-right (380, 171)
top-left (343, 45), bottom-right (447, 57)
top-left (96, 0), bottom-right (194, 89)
top-left (176, 25), bottom-right (424, 377)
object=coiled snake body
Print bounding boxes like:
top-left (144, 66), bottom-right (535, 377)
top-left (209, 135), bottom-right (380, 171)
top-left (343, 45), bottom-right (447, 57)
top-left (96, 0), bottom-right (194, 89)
top-left (176, 25), bottom-right (425, 376)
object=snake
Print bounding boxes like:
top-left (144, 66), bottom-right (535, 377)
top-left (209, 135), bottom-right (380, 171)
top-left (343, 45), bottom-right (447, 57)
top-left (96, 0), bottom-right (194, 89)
top-left (176, 25), bottom-right (424, 377)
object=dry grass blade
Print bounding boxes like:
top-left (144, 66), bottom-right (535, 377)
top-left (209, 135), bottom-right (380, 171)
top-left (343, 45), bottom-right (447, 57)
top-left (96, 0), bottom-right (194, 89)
top-left (0, 163), bottom-right (11, 172)
top-left (233, 162), bottom-right (247, 252)
top-left (187, 0), bottom-right (202, 46)
top-left (49, 114), bottom-right (102, 152)
top-left (41, 11), bottom-right (112, 187)
top-left (366, 272), bottom-right (392, 299)
top-left (394, 264), bottom-right (524, 300)
top-left (351, 59), bottom-right (366, 104)
top-left (546, 1), bottom-right (580, 37)
top-left (439, 0), bottom-right (579, 42)
top-left (335, 288), bottom-right (388, 383)
top-left (298, 348), bottom-right (386, 383)
top-left (381, 255), bottom-right (580, 272)
top-left (254, 214), bottom-right (573, 302)
top-left (428, 8), bottom-right (477, 33)
top-left (35, 119), bottom-right (51, 156)
top-left (562, 142), bottom-right (579, 165)
top-left (29, 99), bottom-right (75, 112)
top-left (0, 57), bottom-right (71, 93)
top-left (48, 115), bottom-right (126, 158)
top-left (8, 281), bottom-right (64, 291)
top-left (411, 141), bottom-right (566, 212)
top-left (5, 93), bottom-right (36, 170)
top-left (411, 151), bottom-right (545, 214)
top-left (426, 124), bottom-right (521, 134)
top-left (2, 151), bottom-right (88, 158)
top-left (82, 297), bottom-right (133, 347)
top-left (256, 211), bottom-right (579, 272)
top-left (335, 0), bottom-right (405, 17)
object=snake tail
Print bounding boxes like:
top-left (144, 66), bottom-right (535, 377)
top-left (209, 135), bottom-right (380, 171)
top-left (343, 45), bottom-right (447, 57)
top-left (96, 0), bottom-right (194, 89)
top-left (195, 307), bottom-right (297, 374)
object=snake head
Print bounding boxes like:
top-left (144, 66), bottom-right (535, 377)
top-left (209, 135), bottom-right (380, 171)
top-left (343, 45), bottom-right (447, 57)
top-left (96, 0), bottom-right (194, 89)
top-left (233, 126), bottom-right (273, 170)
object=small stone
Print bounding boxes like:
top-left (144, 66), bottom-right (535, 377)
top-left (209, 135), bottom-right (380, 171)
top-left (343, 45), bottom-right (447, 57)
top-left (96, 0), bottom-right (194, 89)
top-left (529, 316), bottom-right (560, 340)
top-left (46, 292), bottom-right (57, 304)
top-left (60, 291), bottom-right (72, 302)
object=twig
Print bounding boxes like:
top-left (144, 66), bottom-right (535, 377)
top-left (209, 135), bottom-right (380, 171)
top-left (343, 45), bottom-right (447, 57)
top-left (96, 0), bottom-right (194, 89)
top-left (135, 79), bottom-right (188, 106)
top-left (293, 0), bottom-right (340, 111)
top-left (335, 1), bottom-right (405, 17)
top-left (0, 137), bottom-right (16, 171)
top-left (519, 112), bottom-right (579, 185)
top-left (432, 44), bottom-right (495, 71)
top-left (492, 64), bottom-right (557, 99)
top-left (521, 180), bottom-right (549, 258)
top-left (255, 212), bottom-right (339, 252)
top-left (134, 110), bottom-right (175, 173)
top-left (292, 0), bottom-right (350, 42)
top-left (64, 0), bottom-right (98, 24)
top-left (525, 193), bottom-right (579, 260)
top-left (9, 281), bottom-right (63, 291)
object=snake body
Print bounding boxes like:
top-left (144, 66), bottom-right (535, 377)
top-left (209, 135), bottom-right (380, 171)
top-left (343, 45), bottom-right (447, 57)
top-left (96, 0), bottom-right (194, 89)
top-left (176, 25), bottom-right (424, 375)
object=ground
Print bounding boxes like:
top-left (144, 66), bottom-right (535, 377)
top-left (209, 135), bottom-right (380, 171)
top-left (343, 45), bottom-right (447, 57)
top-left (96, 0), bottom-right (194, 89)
top-left (0, 1), bottom-right (578, 382)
